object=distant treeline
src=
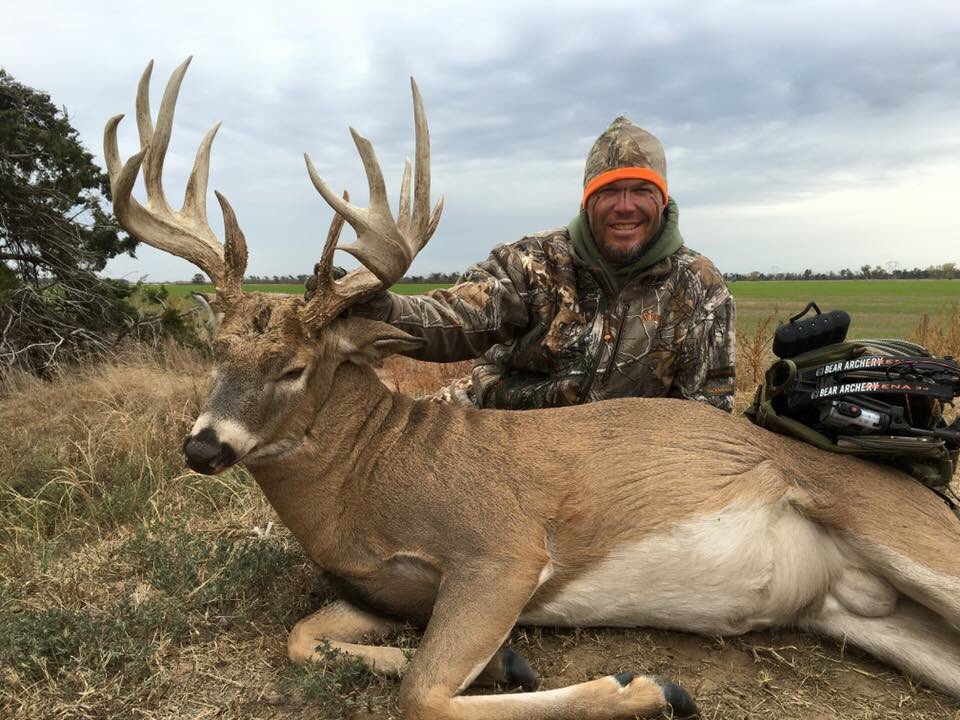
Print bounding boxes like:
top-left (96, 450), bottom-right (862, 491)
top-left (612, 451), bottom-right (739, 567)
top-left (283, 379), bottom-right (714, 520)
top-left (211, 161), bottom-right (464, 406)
top-left (176, 264), bottom-right (959, 286)
top-left (723, 263), bottom-right (957, 282)
top-left (181, 272), bottom-right (462, 285)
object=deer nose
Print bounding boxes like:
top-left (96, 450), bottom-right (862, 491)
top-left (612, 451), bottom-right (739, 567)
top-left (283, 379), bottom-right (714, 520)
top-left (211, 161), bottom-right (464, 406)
top-left (182, 427), bottom-right (237, 475)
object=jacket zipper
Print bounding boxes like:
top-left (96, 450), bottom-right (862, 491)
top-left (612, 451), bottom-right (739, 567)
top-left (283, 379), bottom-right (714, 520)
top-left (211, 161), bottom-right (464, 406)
top-left (604, 301), bottom-right (630, 377)
top-left (578, 297), bottom-right (630, 402)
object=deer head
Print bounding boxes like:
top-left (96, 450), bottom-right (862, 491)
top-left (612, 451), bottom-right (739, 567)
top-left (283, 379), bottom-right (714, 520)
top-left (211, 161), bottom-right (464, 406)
top-left (105, 58), bottom-right (443, 475)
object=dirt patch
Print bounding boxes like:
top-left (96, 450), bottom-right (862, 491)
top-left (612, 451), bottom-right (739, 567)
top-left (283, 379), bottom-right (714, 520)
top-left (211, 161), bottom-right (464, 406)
top-left (504, 625), bottom-right (958, 719)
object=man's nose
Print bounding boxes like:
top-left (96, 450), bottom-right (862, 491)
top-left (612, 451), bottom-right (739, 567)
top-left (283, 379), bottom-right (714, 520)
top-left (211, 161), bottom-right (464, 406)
top-left (611, 188), bottom-right (638, 212)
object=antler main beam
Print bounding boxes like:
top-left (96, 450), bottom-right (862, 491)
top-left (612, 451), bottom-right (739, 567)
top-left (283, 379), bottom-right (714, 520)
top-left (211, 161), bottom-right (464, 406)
top-left (301, 78), bottom-right (444, 327)
top-left (103, 58), bottom-right (248, 300)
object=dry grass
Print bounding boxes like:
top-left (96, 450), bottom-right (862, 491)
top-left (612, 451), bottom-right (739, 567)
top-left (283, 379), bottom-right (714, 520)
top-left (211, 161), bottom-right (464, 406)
top-left (734, 313), bottom-right (778, 414)
top-left (378, 356), bottom-right (473, 397)
top-left (911, 304), bottom-right (960, 359)
top-left (2, 321), bottom-right (960, 719)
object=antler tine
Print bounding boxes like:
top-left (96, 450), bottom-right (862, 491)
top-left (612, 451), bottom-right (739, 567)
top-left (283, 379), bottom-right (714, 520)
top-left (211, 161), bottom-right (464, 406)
top-left (108, 143), bottom-right (148, 222)
top-left (104, 59), bottom-right (249, 297)
top-left (411, 77), bottom-right (445, 247)
top-left (134, 61), bottom-right (155, 155)
top-left (304, 153), bottom-right (365, 232)
top-left (214, 191), bottom-right (249, 298)
top-left (311, 190), bottom-right (349, 298)
top-left (397, 158), bottom-right (413, 233)
top-left (426, 194), bottom-right (445, 241)
top-left (349, 128), bottom-right (390, 213)
top-left (139, 57), bottom-right (191, 214)
top-left (182, 122), bottom-right (222, 223)
top-left (104, 114), bottom-right (133, 191)
top-left (321, 190), bottom-right (349, 271)
top-left (409, 77), bottom-right (430, 243)
top-left (300, 78), bottom-right (444, 328)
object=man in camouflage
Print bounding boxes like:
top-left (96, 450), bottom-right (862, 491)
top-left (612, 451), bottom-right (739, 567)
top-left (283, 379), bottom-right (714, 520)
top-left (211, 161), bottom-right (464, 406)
top-left (313, 117), bottom-right (736, 412)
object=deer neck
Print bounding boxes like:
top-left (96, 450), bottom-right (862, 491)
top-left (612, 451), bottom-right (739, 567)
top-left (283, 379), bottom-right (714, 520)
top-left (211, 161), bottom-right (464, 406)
top-left (242, 361), bottom-right (425, 563)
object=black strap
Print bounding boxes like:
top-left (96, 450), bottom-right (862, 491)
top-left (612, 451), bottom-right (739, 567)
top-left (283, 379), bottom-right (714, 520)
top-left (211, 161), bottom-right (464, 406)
top-left (789, 302), bottom-right (821, 323)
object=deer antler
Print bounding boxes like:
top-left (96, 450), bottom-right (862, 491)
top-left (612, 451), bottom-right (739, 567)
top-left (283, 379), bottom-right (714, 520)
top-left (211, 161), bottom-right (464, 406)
top-left (103, 57), bottom-right (247, 302)
top-left (301, 78), bottom-right (444, 327)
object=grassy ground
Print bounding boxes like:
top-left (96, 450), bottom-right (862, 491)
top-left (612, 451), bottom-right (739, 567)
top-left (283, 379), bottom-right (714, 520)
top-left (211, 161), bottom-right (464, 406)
top-left (2, 302), bottom-right (960, 719)
top-left (729, 279), bottom-right (960, 339)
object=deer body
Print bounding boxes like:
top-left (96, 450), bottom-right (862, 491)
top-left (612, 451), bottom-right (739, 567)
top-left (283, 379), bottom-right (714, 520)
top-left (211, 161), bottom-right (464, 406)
top-left (241, 352), bottom-right (960, 703)
top-left (106, 60), bottom-right (960, 718)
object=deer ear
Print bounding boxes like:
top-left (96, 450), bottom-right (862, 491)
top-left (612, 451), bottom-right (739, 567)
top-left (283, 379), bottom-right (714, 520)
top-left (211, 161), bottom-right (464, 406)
top-left (334, 316), bottom-right (425, 366)
top-left (191, 292), bottom-right (224, 334)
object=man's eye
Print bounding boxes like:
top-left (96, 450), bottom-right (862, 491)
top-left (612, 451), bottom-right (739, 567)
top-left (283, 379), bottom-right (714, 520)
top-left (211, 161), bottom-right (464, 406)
top-left (279, 367), bottom-right (305, 382)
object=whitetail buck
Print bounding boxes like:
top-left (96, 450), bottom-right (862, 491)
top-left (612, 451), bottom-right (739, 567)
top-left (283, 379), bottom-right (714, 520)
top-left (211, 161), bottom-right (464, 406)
top-left (105, 58), bottom-right (960, 719)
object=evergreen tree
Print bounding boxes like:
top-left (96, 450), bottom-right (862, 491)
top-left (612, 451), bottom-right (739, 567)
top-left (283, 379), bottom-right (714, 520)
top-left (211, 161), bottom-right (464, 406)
top-left (0, 69), bottom-right (141, 374)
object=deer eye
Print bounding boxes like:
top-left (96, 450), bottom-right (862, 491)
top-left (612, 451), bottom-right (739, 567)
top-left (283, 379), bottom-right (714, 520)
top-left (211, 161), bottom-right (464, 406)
top-left (279, 366), bottom-right (306, 382)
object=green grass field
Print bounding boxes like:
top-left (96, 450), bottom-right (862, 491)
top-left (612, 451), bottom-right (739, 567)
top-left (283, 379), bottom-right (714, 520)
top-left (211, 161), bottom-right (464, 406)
top-left (728, 279), bottom-right (960, 338)
top-left (152, 279), bottom-right (960, 340)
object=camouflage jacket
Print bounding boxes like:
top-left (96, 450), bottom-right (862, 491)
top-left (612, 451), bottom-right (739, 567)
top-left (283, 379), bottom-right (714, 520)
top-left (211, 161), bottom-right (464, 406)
top-left (357, 227), bottom-right (736, 412)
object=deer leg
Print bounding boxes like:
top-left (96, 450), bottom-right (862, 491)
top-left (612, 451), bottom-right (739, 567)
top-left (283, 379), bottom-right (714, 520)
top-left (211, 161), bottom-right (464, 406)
top-left (801, 593), bottom-right (960, 698)
top-left (851, 538), bottom-right (960, 631)
top-left (288, 599), bottom-right (409, 675)
top-left (397, 561), bottom-right (698, 720)
top-left (288, 599), bottom-right (538, 689)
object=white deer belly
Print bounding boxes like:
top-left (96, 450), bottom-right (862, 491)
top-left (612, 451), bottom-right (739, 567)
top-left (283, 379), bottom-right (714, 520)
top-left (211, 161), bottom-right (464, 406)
top-left (520, 503), bottom-right (840, 635)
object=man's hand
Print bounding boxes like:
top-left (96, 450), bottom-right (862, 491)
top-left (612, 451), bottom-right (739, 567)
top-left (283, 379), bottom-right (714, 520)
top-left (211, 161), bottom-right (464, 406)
top-left (304, 263), bottom-right (347, 301)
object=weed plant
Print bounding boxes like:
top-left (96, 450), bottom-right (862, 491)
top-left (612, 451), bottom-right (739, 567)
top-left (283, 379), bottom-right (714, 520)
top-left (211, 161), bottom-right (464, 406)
top-left (283, 642), bottom-right (395, 719)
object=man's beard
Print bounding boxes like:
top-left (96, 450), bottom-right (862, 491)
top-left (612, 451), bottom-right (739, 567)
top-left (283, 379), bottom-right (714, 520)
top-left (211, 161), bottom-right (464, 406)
top-left (593, 209), bottom-right (661, 266)
top-left (597, 239), bottom-right (649, 265)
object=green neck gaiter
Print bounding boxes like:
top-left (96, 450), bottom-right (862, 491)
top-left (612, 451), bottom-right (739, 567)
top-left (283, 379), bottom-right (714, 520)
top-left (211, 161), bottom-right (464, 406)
top-left (569, 197), bottom-right (683, 296)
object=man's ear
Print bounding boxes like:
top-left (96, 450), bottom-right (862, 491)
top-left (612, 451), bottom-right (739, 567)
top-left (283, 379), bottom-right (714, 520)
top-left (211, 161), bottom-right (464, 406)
top-left (191, 292), bottom-right (224, 334)
top-left (334, 316), bottom-right (425, 366)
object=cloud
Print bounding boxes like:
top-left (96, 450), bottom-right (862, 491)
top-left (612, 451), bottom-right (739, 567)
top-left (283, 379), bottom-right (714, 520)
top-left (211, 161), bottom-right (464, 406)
top-left (3, 0), bottom-right (959, 279)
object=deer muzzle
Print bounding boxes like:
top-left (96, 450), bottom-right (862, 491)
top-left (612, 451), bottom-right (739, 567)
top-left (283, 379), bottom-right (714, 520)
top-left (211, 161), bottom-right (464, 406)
top-left (182, 427), bottom-right (238, 475)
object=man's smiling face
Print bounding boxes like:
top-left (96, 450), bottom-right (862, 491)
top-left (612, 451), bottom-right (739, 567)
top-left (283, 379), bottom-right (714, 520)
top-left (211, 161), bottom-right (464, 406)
top-left (586, 179), bottom-right (665, 265)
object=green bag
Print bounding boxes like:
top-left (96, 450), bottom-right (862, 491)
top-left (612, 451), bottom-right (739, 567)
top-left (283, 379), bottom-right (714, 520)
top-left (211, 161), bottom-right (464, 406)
top-left (746, 338), bottom-right (960, 488)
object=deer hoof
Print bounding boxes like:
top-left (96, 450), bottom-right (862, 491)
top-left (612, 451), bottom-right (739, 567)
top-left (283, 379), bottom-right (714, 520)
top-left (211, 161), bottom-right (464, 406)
top-left (660, 680), bottom-right (699, 718)
top-left (612, 671), bottom-right (635, 687)
top-left (502, 648), bottom-right (539, 691)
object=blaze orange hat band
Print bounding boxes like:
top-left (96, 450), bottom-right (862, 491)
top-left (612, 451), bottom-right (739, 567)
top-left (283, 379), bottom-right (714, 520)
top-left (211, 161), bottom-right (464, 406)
top-left (582, 168), bottom-right (668, 207)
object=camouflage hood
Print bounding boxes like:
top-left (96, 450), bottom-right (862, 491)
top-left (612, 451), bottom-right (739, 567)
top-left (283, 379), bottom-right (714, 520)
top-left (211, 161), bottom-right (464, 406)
top-left (582, 116), bottom-right (668, 206)
top-left (568, 198), bottom-right (683, 296)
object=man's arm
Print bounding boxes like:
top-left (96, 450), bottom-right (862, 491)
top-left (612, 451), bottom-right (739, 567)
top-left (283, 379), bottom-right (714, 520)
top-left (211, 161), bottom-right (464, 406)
top-left (349, 243), bottom-right (531, 362)
top-left (669, 285), bottom-right (737, 413)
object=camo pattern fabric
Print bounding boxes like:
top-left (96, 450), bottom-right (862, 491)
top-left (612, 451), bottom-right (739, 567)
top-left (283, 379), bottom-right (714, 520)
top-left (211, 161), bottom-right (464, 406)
top-left (355, 230), bottom-right (736, 412)
top-left (583, 116), bottom-right (667, 190)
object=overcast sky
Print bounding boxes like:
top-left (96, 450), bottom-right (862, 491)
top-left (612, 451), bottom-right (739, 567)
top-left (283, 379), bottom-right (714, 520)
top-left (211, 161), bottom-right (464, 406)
top-left (5, 1), bottom-right (960, 281)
